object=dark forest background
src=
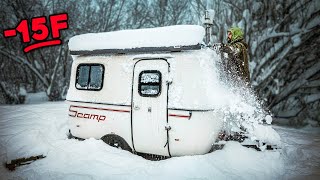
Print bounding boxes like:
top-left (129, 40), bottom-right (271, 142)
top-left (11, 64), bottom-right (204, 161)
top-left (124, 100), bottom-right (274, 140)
top-left (0, 0), bottom-right (319, 126)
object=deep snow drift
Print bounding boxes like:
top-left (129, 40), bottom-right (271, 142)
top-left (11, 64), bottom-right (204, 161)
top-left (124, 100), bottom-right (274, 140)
top-left (0, 102), bottom-right (319, 179)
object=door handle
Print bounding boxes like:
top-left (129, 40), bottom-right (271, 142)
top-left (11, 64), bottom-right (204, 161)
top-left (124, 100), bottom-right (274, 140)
top-left (165, 125), bottom-right (171, 131)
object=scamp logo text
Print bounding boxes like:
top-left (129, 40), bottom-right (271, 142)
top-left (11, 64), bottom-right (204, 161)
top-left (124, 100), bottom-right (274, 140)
top-left (69, 105), bottom-right (106, 122)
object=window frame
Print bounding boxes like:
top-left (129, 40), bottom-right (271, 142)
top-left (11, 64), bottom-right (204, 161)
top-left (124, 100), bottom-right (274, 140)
top-left (75, 63), bottom-right (105, 91)
top-left (138, 70), bottom-right (162, 97)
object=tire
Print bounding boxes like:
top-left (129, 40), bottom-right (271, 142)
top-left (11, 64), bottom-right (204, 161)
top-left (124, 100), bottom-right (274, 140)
top-left (101, 134), bottom-right (132, 152)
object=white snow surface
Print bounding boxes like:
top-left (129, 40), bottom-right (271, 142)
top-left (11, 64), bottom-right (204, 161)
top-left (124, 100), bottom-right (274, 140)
top-left (69, 25), bottom-right (204, 51)
top-left (0, 102), bottom-right (319, 179)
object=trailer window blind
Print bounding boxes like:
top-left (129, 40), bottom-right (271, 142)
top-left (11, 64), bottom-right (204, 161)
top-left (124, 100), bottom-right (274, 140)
top-left (139, 70), bottom-right (161, 97)
top-left (76, 64), bottom-right (104, 90)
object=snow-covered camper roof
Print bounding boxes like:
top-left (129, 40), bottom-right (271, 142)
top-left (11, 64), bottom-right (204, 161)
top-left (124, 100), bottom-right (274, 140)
top-left (69, 25), bottom-right (205, 55)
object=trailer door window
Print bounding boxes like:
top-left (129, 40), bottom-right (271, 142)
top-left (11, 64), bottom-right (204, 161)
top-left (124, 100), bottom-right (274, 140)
top-left (76, 64), bottom-right (104, 90)
top-left (139, 71), bottom-right (161, 97)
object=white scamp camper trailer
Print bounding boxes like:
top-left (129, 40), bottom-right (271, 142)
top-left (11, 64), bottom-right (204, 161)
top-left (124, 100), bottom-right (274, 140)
top-left (67, 25), bottom-right (224, 157)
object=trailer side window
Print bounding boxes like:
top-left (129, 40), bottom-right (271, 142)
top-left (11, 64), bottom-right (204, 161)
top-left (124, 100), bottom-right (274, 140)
top-left (76, 64), bottom-right (104, 90)
top-left (139, 70), bottom-right (161, 97)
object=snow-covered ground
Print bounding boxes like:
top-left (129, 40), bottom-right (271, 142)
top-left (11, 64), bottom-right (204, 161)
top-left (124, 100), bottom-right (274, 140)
top-left (0, 102), bottom-right (319, 179)
top-left (274, 126), bottom-right (320, 179)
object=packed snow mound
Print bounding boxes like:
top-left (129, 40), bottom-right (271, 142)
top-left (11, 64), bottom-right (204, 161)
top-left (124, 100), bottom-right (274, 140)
top-left (69, 25), bottom-right (205, 51)
top-left (250, 124), bottom-right (281, 146)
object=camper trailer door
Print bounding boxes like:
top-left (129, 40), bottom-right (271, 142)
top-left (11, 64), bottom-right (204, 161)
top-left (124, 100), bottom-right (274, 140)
top-left (132, 59), bottom-right (169, 156)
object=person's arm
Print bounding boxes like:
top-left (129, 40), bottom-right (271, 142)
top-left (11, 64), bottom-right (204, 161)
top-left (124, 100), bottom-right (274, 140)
top-left (220, 43), bottom-right (241, 57)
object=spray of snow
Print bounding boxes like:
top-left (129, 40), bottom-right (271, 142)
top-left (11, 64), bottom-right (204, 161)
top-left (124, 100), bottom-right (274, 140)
top-left (197, 48), bottom-right (281, 146)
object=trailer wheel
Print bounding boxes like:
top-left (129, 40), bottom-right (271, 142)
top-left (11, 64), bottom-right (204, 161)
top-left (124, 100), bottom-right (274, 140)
top-left (101, 134), bottom-right (132, 152)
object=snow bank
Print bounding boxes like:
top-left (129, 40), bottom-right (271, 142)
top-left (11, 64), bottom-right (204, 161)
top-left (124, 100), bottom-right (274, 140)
top-left (0, 103), bottom-right (284, 179)
top-left (249, 124), bottom-right (281, 146)
top-left (16, 141), bottom-right (282, 180)
top-left (69, 25), bottom-right (205, 51)
top-left (2, 103), bottom-right (319, 179)
top-left (0, 102), bottom-right (68, 162)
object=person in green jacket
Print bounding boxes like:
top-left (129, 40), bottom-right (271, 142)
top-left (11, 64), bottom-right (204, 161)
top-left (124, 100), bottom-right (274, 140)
top-left (220, 27), bottom-right (250, 84)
